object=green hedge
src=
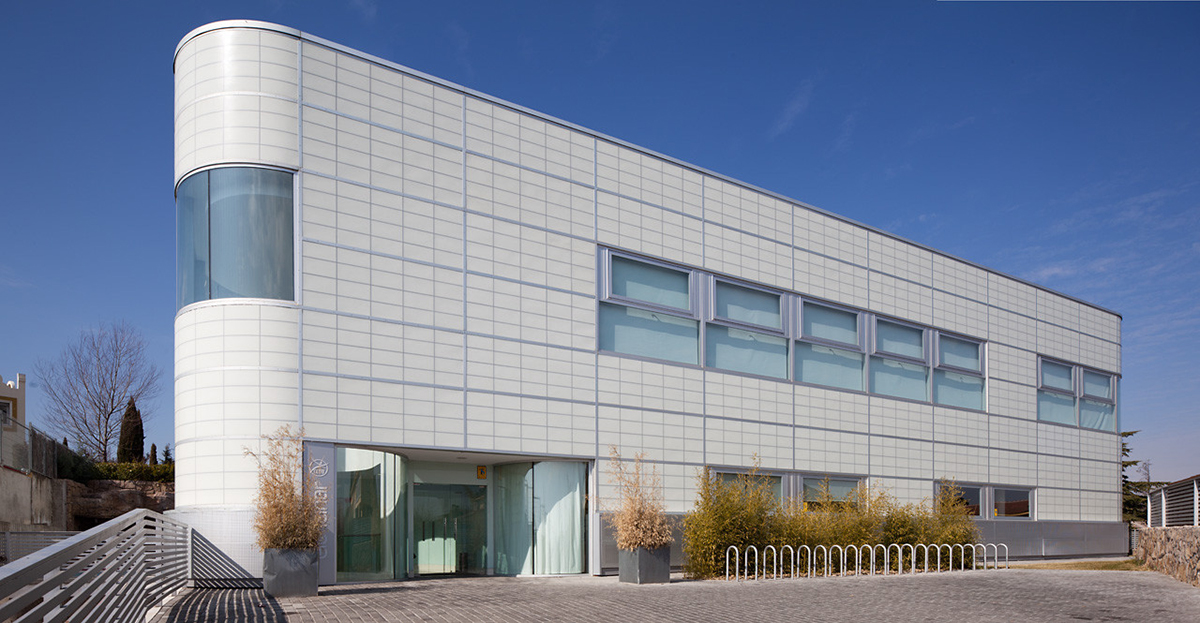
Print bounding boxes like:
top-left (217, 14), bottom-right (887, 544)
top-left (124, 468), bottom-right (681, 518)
top-left (92, 462), bottom-right (175, 483)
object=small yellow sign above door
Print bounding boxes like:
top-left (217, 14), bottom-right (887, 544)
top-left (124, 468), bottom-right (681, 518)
top-left (477, 466), bottom-right (487, 479)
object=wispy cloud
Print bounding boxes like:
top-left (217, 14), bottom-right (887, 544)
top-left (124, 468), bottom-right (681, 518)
top-left (348, 0), bottom-right (377, 21)
top-left (909, 116), bottom-right (976, 144)
top-left (833, 112), bottom-right (857, 153)
top-left (446, 22), bottom-right (473, 79)
top-left (591, 2), bottom-right (618, 62)
top-left (0, 265), bottom-right (29, 289)
top-left (767, 81), bottom-right (814, 141)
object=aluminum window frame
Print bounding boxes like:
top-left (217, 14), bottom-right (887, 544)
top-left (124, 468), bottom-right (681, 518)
top-left (932, 332), bottom-right (987, 410)
top-left (991, 487), bottom-right (1034, 520)
top-left (601, 250), bottom-right (698, 318)
top-left (1037, 356), bottom-right (1120, 431)
top-left (709, 277), bottom-right (789, 335)
top-left (871, 317), bottom-right (929, 366)
top-left (935, 480), bottom-right (985, 517)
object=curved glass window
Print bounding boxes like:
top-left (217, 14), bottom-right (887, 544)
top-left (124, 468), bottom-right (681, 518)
top-left (177, 167), bottom-right (294, 309)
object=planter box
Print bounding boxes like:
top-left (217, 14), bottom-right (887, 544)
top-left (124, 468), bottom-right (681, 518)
top-left (263, 548), bottom-right (318, 597)
top-left (619, 546), bottom-right (670, 584)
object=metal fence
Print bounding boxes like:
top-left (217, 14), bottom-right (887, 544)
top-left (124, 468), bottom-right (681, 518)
top-left (725, 542), bottom-right (1009, 580)
top-left (0, 419), bottom-right (62, 479)
top-left (0, 508), bottom-right (189, 623)
top-left (0, 532), bottom-right (79, 566)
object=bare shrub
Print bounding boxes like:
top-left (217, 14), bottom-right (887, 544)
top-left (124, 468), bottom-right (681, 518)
top-left (244, 426), bottom-right (324, 551)
top-left (607, 446), bottom-right (673, 551)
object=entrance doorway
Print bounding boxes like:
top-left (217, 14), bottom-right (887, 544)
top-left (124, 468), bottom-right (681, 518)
top-left (413, 483), bottom-right (487, 575)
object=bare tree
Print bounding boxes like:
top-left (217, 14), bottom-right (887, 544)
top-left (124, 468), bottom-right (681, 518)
top-left (35, 321), bottom-right (161, 462)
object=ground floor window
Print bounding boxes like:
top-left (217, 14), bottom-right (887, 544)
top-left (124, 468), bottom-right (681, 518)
top-left (494, 461), bottom-right (588, 575)
top-left (336, 448), bottom-right (406, 582)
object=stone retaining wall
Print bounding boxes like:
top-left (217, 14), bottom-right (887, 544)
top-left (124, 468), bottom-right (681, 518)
top-left (1134, 526), bottom-right (1200, 587)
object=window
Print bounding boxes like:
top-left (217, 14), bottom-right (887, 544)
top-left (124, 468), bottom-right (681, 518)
top-left (706, 281), bottom-right (788, 378)
top-left (871, 319), bottom-right (928, 401)
top-left (717, 472), bottom-right (784, 501)
top-left (802, 477), bottom-right (861, 509)
top-left (936, 482), bottom-right (982, 517)
top-left (0, 401), bottom-right (11, 427)
top-left (177, 167), bottom-right (295, 308)
top-left (595, 249), bottom-right (990, 408)
top-left (1080, 369), bottom-right (1116, 431)
top-left (993, 488), bottom-right (1031, 518)
top-left (933, 334), bottom-right (985, 410)
top-left (599, 253), bottom-right (699, 365)
top-left (1037, 358), bottom-right (1118, 431)
top-left (796, 303), bottom-right (864, 391)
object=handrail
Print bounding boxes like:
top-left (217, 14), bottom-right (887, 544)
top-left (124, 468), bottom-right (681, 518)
top-left (0, 508), bottom-right (189, 623)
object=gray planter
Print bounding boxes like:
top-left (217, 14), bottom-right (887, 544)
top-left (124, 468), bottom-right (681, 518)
top-left (263, 548), bottom-right (318, 597)
top-left (618, 546), bottom-right (670, 584)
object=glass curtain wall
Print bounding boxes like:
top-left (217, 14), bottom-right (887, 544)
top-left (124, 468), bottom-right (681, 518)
top-left (176, 166), bottom-right (294, 309)
top-left (494, 461), bottom-right (587, 575)
top-left (336, 448), bottom-right (407, 582)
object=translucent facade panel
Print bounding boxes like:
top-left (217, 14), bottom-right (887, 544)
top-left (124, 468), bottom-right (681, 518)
top-left (870, 356), bottom-right (928, 401)
top-left (209, 168), bottom-right (295, 300)
top-left (876, 320), bottom-right (923, 360)
top-left (795, 342), bottom-right (864, 391)
top-left (598, 303), bottom-right (698, 365)
top-left (336, 448), bottom-right (406, 581)
top-left (933, 369), bottom-right (984, 411)
top-left (176, 173), bottom-right (209, 309)
top-left (1080, 399), bottom-right (1116, 431)
top-left (531, 462), bottom-right (587, 574)
top-left (705, 325), bottom-right (788, 379)
top-left (494, 463), bottom-right (533, 575)
top-left (494, 461), bottom-right (587, 575)
top-left (939, 335), bottom-right (981, 371)
top-left (802, 303), bottom-right (858, 346)
top-left (714, 281), bottom-right (781, 329)
top-left (994, 488), bottom-right (1031, 518)
top-left (1038, 390), bottom-right (1076, 425)
top-left (1083, 370), bottom-right (1112, 399)
top-left (1041, 360), bottom-right (1074, 392)
top-left (610, 256), bottom-right (690, 310)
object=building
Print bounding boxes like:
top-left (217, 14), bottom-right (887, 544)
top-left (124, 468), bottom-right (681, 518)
top-left (172, 20), bottom-right (1127, 583)
top-left (1147, 475), bottom-right (1200, 527)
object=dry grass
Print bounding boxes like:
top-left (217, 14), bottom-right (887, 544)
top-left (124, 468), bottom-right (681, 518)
top-left (1017, 558), bottom-right (1144, 571)
top-left (607, 447), bottom-right (673, 551)
top-left (244, 426), bottom-right (325, 551)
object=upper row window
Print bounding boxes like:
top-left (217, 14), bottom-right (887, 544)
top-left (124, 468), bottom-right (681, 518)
top-left (599, 251), bottom-right (986, 410)
top-left (177, 167), bottom-right (295, 309)
top-left (1037, 357), bottom-right (1117, 431)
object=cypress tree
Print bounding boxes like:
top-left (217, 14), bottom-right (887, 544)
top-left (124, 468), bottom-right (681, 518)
top-left (116, 398), bottom-right (145, 463)
top-left (149, 443), bottom-right (159, 465)
top-left (163, 444), bottom-right (173, 465)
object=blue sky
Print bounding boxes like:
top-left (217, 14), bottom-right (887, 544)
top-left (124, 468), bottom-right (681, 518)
top-left (1, 1), bottom-right (1197, 482)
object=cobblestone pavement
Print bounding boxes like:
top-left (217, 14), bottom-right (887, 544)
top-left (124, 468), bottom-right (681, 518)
top-left (151, 570), bottom-right (1200, 623)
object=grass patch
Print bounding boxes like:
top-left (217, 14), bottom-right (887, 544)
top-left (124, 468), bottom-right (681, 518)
top-left (1018, 558), bottom-right (1144, 571)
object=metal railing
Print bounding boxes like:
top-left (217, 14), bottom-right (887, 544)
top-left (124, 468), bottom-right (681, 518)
top-left (0, 419), bottom-right (61, 479)
top-left (0, 508), bottom-right (189, 623)
top-left (725, 542), bottom-right (1009, 580)
top-left (0, 532), bottom-right (79, 566)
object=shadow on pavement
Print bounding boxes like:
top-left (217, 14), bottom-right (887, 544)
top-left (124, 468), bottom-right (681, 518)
top-left (161, 588), bottom-right (286, 623)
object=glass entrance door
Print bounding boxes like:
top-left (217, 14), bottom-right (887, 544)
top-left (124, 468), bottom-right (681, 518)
top-left (413, 484), bottom-right (487, 575)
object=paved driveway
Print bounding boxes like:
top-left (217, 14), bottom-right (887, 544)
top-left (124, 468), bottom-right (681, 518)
top-left (152, 570), bottom-right (1200, 623)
